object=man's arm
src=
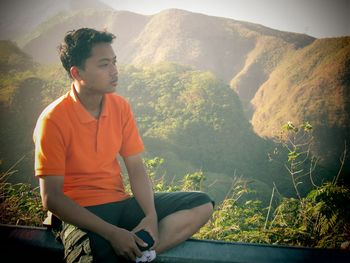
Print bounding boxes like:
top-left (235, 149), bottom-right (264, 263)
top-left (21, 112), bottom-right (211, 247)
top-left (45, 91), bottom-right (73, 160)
top-left (39, 175), bottom-right (145, 261)
top-left (123, 154), bottom-right (159, 248)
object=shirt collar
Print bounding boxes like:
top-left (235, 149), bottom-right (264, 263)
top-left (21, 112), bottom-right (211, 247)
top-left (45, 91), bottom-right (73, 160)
top-left (69, 83), bottom-right (109, 123)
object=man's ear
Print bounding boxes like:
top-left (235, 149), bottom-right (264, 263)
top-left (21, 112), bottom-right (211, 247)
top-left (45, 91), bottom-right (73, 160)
top-left (70, 66), bottom-right (81, 80)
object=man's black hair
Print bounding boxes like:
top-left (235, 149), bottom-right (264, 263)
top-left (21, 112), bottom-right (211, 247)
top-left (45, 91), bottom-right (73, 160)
top-left (58, 28), bottom-right (116, 76)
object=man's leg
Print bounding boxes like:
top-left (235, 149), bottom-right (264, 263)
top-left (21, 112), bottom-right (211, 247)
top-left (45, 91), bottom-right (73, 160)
top-left (60, 223), bottom-right (93, 263)
top-left (155, 201), bottom-right (213, 253)
top-left (119, 191), bottom-right (215, 255)
top-left (83, 201), bottom-right (128, 262)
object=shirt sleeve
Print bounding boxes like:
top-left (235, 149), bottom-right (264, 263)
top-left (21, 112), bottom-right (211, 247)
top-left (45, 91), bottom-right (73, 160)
top-left (119, 101), bottom-right (144, 157)
top-left (33, 117), bottom-right (66, 176)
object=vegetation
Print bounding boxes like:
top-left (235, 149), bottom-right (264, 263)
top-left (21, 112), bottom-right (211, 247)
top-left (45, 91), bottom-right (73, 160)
top-left (196, 123), bottom-right (350, 248)
top-left (196, 180), bottom-right (350, 248)
top-left (1, 123), bottom-right (348, 248)
top-left (1, 152), bottom-right (349, 249)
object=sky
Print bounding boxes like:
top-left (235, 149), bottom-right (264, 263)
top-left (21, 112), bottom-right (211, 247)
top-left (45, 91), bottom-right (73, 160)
top-left (100, 0), bottom-right (349, 38)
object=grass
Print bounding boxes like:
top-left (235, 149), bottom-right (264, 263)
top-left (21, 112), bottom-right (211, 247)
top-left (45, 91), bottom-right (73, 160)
top-left (0, 158), bottom-right (46, 226)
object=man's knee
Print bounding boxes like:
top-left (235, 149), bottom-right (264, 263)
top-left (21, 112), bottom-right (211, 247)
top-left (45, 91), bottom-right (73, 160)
top-left (191, 200), bottom-right (214, 220)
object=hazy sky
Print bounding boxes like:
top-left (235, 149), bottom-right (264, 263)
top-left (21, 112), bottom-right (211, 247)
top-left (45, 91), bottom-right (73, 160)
top-left (100, 0), bottom-right (349, 38)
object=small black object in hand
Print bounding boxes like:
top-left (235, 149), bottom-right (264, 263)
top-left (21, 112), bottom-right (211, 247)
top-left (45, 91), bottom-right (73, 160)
top-left (135, 230), bottom-right (154, 251)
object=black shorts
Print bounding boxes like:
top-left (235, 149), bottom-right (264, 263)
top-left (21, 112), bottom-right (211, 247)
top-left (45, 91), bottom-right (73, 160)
top-left (60, 191), bottom-right (214, 263)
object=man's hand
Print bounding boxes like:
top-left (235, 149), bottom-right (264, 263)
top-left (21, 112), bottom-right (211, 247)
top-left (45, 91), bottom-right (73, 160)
top-left (108, 226), bottom-right (147, 261)
top-left (133, 213), bottom-right (159, 250)
top-left (124, 154), bottom-right (159, 250)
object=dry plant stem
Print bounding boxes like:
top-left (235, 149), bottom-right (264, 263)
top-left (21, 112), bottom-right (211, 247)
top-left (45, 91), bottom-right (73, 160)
top-left (333, 141), bottom-right (347, 185)
top-left (264, 185), bottom-right (275, 230)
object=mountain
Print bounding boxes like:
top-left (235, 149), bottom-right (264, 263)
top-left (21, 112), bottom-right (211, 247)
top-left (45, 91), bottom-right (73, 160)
top-left (18, 9), bottom-right (149, 64)
top-left (0, 0), bottom-right (111, 40)
top-left (251, 37), bottom-right (350, 173)
top-left (0, 40), bottom-right (35, 74)
top-left (18, 9), bottom-right (314, 80)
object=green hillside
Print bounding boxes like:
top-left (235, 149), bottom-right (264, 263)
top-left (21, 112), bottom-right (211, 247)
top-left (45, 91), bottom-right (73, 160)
top-left (119, 64), bottom-right (262, 171)
top-left (0, 40), bottom-right (37, 107)
top-left (0, 40), bottom-right (34, 73)
top-left (117, 63), bottom-right (284, 201)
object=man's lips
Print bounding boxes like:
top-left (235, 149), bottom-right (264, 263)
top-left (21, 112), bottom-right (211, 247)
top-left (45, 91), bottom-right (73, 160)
top-left (111, 78), bottom-right (118, 84)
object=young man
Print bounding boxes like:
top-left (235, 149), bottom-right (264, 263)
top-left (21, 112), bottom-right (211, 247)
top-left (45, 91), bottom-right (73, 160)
top-left (33, 28), bottom-right (214, 263)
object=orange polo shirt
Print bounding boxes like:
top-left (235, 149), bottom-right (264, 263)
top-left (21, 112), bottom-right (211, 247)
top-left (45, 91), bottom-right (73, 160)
top-left (33, 84), bottom-right (144, 206)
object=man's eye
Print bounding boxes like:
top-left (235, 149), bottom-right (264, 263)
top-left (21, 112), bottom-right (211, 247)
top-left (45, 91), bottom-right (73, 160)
top-left (99, 64), bottom-right (108, 67)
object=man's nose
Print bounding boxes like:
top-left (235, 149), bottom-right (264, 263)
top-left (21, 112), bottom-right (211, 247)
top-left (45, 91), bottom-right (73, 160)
top-left (110, 64), bottom-right (118, 75)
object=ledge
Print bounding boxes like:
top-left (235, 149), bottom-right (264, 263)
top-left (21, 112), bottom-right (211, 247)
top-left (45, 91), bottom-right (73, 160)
top-left (1, 224), bottom-right (349, 262)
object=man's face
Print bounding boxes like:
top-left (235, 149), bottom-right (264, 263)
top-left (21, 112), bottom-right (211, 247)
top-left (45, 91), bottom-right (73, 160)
top-left (78, 42), bottom-right (118, 94)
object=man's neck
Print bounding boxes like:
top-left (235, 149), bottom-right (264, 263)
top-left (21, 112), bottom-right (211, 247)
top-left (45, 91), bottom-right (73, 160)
top-left (73, 83), bottom-right (103, 119)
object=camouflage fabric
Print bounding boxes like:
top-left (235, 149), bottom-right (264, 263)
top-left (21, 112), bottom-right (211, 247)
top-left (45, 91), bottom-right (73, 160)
top-left (60, 223), bottom-right (93, 263)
